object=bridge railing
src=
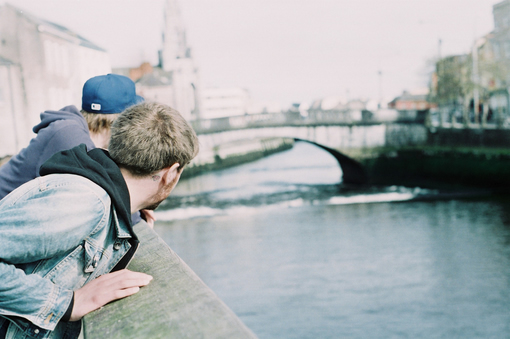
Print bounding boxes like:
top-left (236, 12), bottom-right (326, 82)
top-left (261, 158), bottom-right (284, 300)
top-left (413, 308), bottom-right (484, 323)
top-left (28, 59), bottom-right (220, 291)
top-left (191, 112), bottom-right (301, 134)
top-left (191, 110), bottom-right (388, 135)
top-left (192, 107), bottom-right (510, 136)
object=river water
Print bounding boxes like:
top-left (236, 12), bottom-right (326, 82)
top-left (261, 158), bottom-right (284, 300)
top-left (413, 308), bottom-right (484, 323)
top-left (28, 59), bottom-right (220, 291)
top-left (154, 142), bottom-right (510, 339)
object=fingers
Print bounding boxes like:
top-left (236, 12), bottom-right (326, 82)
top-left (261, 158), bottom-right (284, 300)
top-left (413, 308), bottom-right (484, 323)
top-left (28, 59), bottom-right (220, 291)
top-left (100, 269), bottom-right (153, 288)
top-left (70, 270), bottom-right (153, 321)
top-left (112, 286), bottom-right (140, 300)
top-left (140, 209), bottom-right (157, 229)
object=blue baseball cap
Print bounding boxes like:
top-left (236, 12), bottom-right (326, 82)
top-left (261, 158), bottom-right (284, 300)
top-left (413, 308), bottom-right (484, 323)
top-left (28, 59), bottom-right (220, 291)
top-left (82, 74), bottom-right (144, 114)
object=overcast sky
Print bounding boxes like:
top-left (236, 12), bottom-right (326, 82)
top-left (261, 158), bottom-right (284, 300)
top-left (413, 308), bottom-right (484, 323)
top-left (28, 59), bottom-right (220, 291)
top-left (4, 0), bottom-right (501, 106)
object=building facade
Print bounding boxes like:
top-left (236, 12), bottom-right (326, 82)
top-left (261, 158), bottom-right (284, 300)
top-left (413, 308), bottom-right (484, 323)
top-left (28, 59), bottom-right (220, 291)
top-left (306, 96), bottom-right (365, 123)
top-left (0, 56), bottom-right (25, 157)
top-left (489, 0), bottom-right (510, 123)
top-left (0, 3), bottom-right (111, 155)
top-left (428, 0), bottom-right (510, 127)
top-left (201, 87), bottom-right (251, 119)
top-left (493, 0), bottom-right (510, 74)
top-left (388, 90), bottom-right (435, 123)
top-left (117, 0), bottom-right (201, 122)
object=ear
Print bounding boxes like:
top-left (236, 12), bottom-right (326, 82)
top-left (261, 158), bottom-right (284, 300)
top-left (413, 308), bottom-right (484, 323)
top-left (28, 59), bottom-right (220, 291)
top-left (160, 163), bottom-right (181, 185)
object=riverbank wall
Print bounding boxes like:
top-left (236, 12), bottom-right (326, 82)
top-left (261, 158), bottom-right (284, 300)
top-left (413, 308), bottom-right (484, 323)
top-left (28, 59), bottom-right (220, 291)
top-left (359, 146), bottom-right (510, 189)
top-left (353, 126), bottom-right (510, 190)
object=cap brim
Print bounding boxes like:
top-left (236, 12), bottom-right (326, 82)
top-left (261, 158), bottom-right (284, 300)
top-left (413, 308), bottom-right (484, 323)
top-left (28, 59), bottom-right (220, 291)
top-left (135, 95), bottom-right (145, 104)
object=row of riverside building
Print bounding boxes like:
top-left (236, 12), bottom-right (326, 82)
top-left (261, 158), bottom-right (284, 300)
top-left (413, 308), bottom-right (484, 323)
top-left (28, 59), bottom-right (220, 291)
top-left (427, 0), bottom-right (510, 127)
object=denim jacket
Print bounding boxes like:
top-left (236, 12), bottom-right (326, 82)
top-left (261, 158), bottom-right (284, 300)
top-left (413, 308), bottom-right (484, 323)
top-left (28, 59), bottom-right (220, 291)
top-left (0, 153), bottom-right (137, 339)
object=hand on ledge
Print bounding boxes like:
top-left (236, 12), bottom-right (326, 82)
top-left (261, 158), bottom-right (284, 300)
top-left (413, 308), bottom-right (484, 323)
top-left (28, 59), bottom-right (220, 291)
top-left (70, 269), bottom-right (153, 321)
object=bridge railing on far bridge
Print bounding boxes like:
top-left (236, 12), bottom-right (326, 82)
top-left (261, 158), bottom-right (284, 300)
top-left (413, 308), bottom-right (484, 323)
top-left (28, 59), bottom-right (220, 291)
top-left (191, 110), bottom-right (378, 134)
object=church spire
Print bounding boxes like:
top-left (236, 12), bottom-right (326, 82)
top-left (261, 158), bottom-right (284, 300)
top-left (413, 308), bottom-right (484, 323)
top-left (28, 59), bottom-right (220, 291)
top-left (161, 0), bottom-right (190, 71)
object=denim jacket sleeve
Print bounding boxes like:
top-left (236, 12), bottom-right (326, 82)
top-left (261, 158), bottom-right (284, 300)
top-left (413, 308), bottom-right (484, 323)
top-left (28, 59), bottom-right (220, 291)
top-left (0, 174), bottom-right (111, 334)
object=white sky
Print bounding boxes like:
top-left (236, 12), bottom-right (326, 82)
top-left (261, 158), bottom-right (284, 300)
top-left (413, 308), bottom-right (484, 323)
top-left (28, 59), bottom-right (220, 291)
top-left (3, 0), bottom-right (501, 106)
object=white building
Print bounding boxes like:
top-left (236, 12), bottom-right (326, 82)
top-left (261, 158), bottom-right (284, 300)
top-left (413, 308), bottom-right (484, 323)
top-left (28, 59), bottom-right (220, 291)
top-left (125, 0), bottom-right (201, 122)
top-left (0, 3), bottom-right (111, 155)
top-left (0, 56), bottom-right (25, 157)
top-left (201, 87), bottom-right (251, 119)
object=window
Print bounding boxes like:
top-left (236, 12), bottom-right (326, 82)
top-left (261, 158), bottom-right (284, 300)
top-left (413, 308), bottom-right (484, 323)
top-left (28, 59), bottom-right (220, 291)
top-left (44, 40), bottom-right (70, 76)
top-left (44, 40), bottom-right (54, 73)
top-left (504, 42), bottom-right (510, 58)
top-left (493, 42), bottom-right (500, 60)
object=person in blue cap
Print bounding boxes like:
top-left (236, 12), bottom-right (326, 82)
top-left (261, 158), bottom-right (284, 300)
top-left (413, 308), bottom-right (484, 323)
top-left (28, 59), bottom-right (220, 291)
top-left (0, 74), bottom-right (143, 201)
top-left (0, 74), bottom-right (154, 226)
top-left (0, 74), bottom-right (143, 200)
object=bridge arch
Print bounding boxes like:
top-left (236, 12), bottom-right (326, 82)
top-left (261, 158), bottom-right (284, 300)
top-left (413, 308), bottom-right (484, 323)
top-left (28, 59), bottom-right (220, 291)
top-left (193, 127), bottom-right (370, 184)
top-left (191, 118), bottom-right (427, 185)
top-left (293, 138), bottom-right (368, 185)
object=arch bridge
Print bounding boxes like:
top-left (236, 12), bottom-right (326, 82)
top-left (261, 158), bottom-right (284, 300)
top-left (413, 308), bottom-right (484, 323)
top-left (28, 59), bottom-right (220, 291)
top-left (189, 112), bottom-right (428, 184)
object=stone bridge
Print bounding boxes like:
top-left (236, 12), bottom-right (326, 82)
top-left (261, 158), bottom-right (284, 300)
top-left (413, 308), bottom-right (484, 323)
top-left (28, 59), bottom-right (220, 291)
top-left (189, 112), bottom-right (429, 184)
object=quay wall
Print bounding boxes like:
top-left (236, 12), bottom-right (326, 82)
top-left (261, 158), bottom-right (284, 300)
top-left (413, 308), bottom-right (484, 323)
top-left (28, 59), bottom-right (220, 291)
top-left (357, 126), bottom-right (510, 190)
top-left (359, 147), bottom-right (510, 189)
top-left (427, 126), bottom-right (510, 148)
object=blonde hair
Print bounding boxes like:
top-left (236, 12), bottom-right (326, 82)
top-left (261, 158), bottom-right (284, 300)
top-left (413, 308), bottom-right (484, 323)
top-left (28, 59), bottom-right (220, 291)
top-left (81, 110), bottom-right (120, 134)
top-left (109, 102), bottom-right (199, 176)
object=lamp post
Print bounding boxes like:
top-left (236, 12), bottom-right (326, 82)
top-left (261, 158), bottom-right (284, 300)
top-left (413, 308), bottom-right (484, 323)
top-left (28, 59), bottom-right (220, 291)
top-left (472, 39), bottom-right (480, 127)
top-left (437, 39), bottom-right (444, 127)
top-left (378, 70), bottom-right (382, 109)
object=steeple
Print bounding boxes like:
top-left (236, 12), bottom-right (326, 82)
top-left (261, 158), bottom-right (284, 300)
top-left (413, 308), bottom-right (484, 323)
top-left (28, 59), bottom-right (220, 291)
top-left (160, 0), bottom-right (190, 71)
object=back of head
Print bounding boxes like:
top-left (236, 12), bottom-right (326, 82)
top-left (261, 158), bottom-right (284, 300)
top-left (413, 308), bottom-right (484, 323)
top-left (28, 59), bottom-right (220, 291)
top-left (81, 73), bottom-right (144, 134)
top-left (108, 101), bottom-right (199, 176)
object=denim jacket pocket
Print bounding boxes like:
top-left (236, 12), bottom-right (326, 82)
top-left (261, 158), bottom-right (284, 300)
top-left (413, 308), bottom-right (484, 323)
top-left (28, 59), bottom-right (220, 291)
top-left (41, 245), bottom-right (84, 285)
top-left (41, 243), bottom-right (95, 288)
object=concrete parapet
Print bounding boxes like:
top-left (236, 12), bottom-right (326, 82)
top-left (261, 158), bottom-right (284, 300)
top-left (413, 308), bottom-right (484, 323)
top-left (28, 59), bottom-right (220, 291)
top-left (82, 221), bottom-right (258, 339)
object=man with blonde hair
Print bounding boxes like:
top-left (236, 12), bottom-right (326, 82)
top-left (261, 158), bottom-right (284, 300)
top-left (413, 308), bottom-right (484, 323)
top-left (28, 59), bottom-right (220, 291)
top-left (0, 101), bottom-right (199, 339)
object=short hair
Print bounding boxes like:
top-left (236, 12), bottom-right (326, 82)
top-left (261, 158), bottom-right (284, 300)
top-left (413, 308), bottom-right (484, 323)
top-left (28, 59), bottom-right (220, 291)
top-left (81, 110), bottom-right (120, 134)
top-left (108, 101), bottom-right (199, 176)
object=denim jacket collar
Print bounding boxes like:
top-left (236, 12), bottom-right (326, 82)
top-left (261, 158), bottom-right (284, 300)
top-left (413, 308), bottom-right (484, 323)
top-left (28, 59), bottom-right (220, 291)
top-left (112, 206), bottom-right (133, 239)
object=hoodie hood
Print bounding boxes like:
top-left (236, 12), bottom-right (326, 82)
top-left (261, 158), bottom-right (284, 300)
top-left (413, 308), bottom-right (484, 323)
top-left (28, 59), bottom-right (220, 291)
top-left (39, 144), bottom-right (135, 238)
top-left (33, 105), bottom-right (87, 134)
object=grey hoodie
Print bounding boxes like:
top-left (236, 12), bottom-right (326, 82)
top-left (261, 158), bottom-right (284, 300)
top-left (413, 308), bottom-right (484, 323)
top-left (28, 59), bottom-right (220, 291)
top-left (0, 105), bottom-right (94, 200)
